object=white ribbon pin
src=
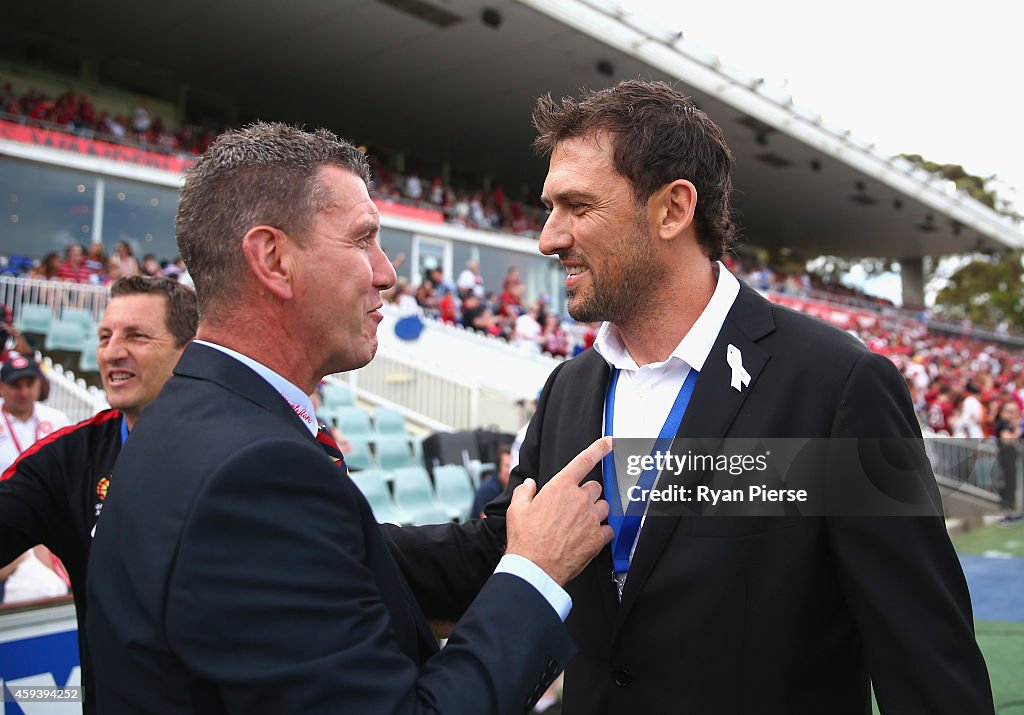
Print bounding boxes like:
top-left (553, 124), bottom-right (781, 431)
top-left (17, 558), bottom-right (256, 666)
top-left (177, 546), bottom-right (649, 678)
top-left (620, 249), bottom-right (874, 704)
top-left (726, 344), bottom-right (751, 392)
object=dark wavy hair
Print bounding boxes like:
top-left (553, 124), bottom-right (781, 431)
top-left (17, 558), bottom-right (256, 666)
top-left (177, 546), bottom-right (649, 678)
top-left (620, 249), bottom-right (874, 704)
top-left (533, 80), bottom-right (736, 260)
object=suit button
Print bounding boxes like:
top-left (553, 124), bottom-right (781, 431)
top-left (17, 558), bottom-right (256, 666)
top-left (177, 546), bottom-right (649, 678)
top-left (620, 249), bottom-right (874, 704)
top-left (613, 667), bottom-right (631, 687)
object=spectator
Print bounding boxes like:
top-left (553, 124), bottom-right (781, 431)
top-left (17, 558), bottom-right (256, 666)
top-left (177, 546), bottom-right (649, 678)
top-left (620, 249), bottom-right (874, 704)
top-left (30, 252), bottom-right (61, 281)
top-left (0, 306), bottom-right (33, 361)
top-left (84, 243), bottom-right (106, 275)
top-left (954, 383), bottom-right (985, 438)
top-left (414, 278), bottom-right (436, 311)
top-left (141, 254), bottom-right (162, 277)
top-left (994, 400), bottom-right (1022, 513)
top-left (513, 303), bottom-right (543, 355)
top-left (130, 103), bottom-right (152, 134)
top-left (115, 241), bottom-right (140, 277)
top-left (470, 445), bottom-right (511, 518)
top-left (0, 355), bottom-right (71, 473)
top-left (102, 256), bottom-right (122, 286)
top-left (438, 288), bottom-right (458, 325)
top-left (542, 314), bottom-right (568, 358)
top-left (457, 260), bottom-right (484, 298)
top-left (499, 266), bottom-right (524, 313)
top-left (0, 275), bottom-right (198, 713)
top-left (56, 244), bottom-right (94, 283)
top-left (403, 171), bottom-right (423, 201)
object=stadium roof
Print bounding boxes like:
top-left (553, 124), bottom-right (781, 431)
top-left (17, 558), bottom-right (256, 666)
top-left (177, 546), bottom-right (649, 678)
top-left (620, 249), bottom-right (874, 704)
top-left (5, 0), bottom-right (1022, 260)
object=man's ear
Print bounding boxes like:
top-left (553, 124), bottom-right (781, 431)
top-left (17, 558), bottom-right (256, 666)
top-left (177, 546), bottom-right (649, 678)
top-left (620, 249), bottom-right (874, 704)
top-left (651, 179), bottom-right (697, 242)
top-left (240, 225), bottom-right (297, 301)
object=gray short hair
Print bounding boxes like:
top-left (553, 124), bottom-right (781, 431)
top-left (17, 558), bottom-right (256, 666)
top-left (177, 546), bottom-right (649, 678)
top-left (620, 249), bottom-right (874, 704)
top-left (175, 122), bottom-right (371, 316)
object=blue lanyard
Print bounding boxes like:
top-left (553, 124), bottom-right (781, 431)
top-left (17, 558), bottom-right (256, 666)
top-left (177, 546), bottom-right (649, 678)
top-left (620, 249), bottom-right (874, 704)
top-left (602, 367), bottom-right (698, 574)
top-left (120, 415), bottom-right (129, 446)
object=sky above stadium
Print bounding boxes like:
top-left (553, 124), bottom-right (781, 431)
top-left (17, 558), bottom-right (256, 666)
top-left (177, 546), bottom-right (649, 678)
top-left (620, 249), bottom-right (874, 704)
top-left (625, 0), bottom-right (1023, 214)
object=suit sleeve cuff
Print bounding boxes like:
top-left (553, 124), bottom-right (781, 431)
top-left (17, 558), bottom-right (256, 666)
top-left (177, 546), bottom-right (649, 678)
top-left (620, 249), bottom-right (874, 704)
top-left (495, 554), bottom-right (572, 621)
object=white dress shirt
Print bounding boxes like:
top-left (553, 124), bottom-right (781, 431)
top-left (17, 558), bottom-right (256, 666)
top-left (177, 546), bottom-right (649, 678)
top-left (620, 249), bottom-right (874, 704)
top-left (593, 261), bottom-right (740, 579)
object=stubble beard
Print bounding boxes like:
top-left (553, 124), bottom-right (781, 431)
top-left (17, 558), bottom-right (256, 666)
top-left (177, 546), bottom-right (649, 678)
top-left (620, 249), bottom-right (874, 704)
top-left (566, 220), bottom-right (664, 326)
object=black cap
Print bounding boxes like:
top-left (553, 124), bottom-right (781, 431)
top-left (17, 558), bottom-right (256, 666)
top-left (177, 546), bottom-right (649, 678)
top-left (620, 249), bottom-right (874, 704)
top-left (1, 355), bottom-right (42, 384)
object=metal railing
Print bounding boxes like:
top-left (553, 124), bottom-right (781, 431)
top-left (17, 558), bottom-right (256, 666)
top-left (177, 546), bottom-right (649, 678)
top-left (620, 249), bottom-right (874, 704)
top-left (333, 349), bottom-right (484, 432)
top-left (40, 357), bottom-right (109, 425)
top-left (923, 436), bottom-right (1004, 503)
top-left (0, 276), bottom-right (111, 323)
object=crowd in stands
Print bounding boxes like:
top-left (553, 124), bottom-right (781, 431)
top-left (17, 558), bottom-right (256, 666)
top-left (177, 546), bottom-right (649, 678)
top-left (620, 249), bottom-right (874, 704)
top-left (1, 81), bottom-right (220, 155)
top-left (723, 254), bottom-right (898, 311)
top-left (385, 255), bottom-right (1024, 449)
top-left (6, 243), bottom-right (191, 288)
top-left (368, 158), bottom-right (547, 236)
top-left (384, 260), bottom-right (595, 358)
top-left (867, 323), bottom-right (1024, 439)
top-left (2, 79), bottom-right (549, 236)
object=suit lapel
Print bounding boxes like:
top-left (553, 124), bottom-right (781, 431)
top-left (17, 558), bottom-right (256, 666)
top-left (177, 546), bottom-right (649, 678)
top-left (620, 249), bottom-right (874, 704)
top-left (613, 283), bottom-right (775, 632)
top-left (578, 357), bottom-right (619, 623)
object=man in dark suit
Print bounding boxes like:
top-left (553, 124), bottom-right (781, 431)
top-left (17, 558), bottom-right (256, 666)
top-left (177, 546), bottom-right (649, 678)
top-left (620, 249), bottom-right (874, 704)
top-left (391, 81), bottom-right (994, 713)
top-left (86, 123), bottom-right (613, 714)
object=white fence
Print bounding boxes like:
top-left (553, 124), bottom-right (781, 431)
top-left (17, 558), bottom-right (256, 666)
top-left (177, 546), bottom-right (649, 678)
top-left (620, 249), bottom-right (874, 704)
top-left (0, 275), bottom-right (110, 323)
top-left (332, 347), bottom-right (524, 433)
top-left (40, 357), bottom-right (109, 425)
top-left (377, 304), bottom-right (559, 405)
top-left (925, 435), bottom-right (1009, 506)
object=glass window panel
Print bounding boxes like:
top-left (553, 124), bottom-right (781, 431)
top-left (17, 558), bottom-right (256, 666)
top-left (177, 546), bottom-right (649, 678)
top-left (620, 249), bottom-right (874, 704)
top-left (0, 157), bottom-right (96, 260)
top-left (102, 178), bottom-right (179, 264)
top-left (379, 227), bottom-right (412, 282)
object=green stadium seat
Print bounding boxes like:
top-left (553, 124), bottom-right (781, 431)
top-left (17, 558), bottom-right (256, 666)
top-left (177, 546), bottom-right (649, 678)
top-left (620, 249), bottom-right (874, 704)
top-left (389, 466), bottom-right (451, 525)
top-left (61, 307), bottom-right (97, 334)
top-left (44, 319), bottom-right (87, 353)
top-left (349, 469), bottom-right (410, 525)
top-left (374, 407), bottom-right (409, 436)
top-left (344, 437), bottom-right (374, 471)
top-left (433, 464), bottom-right (475, 522)
top-left (376, 436), bottom-right (417, 471)
top-left (322, 382), bottom-right (355, 408)
top-left (79, 335), bottom-right (100, 373)
top-left (15, 304), bottom-right (54, 335)
top-left (329, 407), bottom-right (373, 438)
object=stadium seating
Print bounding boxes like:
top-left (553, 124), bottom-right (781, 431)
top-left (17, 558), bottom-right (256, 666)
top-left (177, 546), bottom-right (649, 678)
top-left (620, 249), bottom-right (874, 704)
top-left (78, 335), bottom-right (100, 374)
top-left (44, 319), bottom-right (87, 353)
top-left (329, 407), bottom-right (373, 438)
top-left (389, 466), bottom-right (451, 525)
top-left (344, 438), bottom-right (374, 471)
top-left (374, 407), bottom-right (409, 436)
top-left (376, 437), bottom-right (417, 471)
top-left (60, 307), bottom-right (97, 334)
top-left (15, 303), bottom-right (54, 336)
top-left (433, 464), bottom-right (475, 522)
top-left (349, 469), bottom-right (410, 525)
top-left (322, 382), bottom-right (355, 408)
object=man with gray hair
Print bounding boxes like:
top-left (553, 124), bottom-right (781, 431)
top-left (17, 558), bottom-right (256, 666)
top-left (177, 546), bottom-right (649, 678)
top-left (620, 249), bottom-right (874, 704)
top-left (87, 123), bottom-right (612, 713)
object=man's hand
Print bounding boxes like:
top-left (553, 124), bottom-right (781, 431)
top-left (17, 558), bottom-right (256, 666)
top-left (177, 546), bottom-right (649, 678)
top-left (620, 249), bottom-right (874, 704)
top-left (505, 437), bottom-right (614, 586)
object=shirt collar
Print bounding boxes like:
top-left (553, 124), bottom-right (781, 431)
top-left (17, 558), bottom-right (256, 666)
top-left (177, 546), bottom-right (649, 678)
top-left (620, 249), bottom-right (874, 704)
top-left (594, 260), bottom-right (740, 373)
top-left (1, 402), bottom-right (37, 425)
top-left (194, 340), bottom-right (318, 435)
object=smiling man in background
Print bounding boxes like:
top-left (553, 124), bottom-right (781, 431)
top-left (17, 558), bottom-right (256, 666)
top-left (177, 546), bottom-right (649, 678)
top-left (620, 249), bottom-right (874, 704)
top-left (0, 275), bottom-right (197, 713)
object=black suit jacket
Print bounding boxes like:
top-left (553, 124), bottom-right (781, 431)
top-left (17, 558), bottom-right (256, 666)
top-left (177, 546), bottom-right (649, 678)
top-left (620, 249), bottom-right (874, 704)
top-left (86, 343), bottom-right (572, 714)
top-left (393, 283), bottom-right (994, 714)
